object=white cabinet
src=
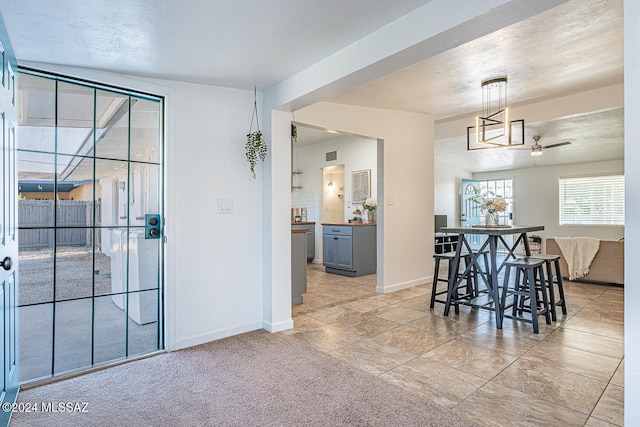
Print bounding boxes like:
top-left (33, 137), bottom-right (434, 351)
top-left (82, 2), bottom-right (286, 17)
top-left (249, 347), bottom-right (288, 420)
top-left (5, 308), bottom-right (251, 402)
top-left (110, 229), bottom-right (159, 324)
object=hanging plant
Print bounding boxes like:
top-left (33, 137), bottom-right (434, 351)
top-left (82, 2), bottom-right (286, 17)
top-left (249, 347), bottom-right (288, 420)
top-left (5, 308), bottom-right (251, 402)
top-left (246, 130), bottom-right (267, 178)
top-left (291, 111), bottom-right (298, 144)
top-left (246, 86), bottom-right (267, 178)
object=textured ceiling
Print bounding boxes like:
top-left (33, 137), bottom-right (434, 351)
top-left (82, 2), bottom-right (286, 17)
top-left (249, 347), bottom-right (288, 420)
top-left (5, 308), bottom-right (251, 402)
top-left (0, 0), bottom-right (625, 173)
top-left (0, 0), bottom-right (433, 89)
top-left (324, 0), bottom-right (624, 172)
top-left (326, 0), bottom-right (623, 121)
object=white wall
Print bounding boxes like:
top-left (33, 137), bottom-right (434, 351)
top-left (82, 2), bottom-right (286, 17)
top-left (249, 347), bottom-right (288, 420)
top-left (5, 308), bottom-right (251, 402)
top-left (434, 157), bottom-right (473, 228)
top-left (295, 102), bottom-right (434, 294)
top-left (292, 135), bottom-right (378, 260)
top-left (168, 82), bottom-right (264, 348)
top-left (474, 160), bottom-right (624, 249)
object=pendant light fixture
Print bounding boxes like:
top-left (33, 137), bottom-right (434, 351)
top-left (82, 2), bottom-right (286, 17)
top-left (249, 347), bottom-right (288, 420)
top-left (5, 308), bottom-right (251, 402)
top-left (467, 77), bottom-right (525, 151)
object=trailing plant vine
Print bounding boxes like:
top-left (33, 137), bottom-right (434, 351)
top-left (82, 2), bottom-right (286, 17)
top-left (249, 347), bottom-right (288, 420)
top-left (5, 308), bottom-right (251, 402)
top-left (246, 130), bottom-right (267, 178)
top-left (246, 86), bottom-right (267, 178)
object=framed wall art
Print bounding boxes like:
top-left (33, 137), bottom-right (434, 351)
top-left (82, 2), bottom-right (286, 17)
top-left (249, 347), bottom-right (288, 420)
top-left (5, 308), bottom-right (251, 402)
top-left (351, 169), bottom-right (371, 203)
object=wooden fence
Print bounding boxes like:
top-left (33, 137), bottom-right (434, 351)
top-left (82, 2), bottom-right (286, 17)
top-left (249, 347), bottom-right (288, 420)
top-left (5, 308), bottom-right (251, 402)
top-left (18, 200), bottom-right (101, 249)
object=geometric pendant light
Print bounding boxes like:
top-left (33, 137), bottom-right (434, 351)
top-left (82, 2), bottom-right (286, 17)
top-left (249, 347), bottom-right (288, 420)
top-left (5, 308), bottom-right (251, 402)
top-left (467, 77), bottom-right (525, 151)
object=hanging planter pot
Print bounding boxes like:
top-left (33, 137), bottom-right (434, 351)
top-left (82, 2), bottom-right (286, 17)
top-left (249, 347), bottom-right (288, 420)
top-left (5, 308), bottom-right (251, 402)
top-left (246, 86), bottom-right (267, 178)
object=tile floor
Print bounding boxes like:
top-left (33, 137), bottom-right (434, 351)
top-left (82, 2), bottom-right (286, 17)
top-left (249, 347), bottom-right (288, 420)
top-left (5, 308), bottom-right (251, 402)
top-left (286, 263), bottom-right (624, 426)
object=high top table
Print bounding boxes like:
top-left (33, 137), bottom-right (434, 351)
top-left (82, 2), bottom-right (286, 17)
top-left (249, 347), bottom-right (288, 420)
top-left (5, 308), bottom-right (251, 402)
top-left (440, 225), bottom-right (544, 329)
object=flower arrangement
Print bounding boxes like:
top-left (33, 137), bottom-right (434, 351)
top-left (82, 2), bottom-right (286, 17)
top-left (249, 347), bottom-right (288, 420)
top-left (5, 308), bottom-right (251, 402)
top-left (362, 197), bottom-right (377, 211)
top-left (470, 188), bottom-right (507, 213)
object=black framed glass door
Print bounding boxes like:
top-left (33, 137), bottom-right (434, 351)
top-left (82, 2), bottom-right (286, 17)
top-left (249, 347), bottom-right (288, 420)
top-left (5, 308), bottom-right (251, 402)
top-left (16, 70), bottom-right (164, 383)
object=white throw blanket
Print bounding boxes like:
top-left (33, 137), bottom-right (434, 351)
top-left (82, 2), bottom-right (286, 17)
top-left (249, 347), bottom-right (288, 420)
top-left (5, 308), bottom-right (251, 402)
top-left (554, 237), bottom-right (600, 280)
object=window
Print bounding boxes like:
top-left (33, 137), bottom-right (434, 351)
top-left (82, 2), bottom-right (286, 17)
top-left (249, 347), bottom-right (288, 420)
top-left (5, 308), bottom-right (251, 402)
top-left (479, 178), bottom-right (513, 225)
top-left (559, 175), bottom-right (624, 225)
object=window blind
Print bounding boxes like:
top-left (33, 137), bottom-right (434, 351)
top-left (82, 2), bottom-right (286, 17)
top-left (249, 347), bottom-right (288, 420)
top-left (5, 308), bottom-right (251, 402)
top-left (559, 175), bottom-right (624, 225)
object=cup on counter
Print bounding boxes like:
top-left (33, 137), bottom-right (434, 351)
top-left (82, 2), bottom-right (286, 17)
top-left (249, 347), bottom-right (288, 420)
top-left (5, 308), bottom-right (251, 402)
top-left (291, 207), bottom-right (301, 222)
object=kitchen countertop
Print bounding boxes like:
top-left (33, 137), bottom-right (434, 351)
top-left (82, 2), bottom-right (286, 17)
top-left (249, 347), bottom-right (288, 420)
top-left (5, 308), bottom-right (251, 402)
top-left (322, 222), bottom-right (376, 226)
top-left (291, 221), bottom-right (315, 225)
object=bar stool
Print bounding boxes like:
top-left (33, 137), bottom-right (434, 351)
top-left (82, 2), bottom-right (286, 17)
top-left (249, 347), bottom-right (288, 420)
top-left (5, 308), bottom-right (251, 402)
top-left (431, 251), bottom-right (473, 312)
top-left (517, 254), bottom-right (567, 321)
top-left (500, 257), bottom-right (551, 333)
top-left (534, 254), bottom-right (567, 320)
top-left (431, 250), bottom-right (490, 312)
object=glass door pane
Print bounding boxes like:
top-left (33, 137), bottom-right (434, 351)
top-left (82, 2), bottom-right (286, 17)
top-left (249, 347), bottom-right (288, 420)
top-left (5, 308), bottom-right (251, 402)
top-left (17, 71), bottom-right (164, 384)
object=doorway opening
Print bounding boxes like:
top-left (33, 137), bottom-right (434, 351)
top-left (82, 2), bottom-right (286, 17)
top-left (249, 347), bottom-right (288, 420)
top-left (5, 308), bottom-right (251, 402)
top-left (322, 165), bottom-right (345, 224)
top-left (291, 123), bottom-right (380, 314)
top-left (16, 70), bottom-right (164, 384)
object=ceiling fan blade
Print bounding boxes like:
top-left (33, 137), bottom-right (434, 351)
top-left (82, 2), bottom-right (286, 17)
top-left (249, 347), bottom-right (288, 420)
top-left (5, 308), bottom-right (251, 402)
top-left (542, 141), bottom-right (571, 149)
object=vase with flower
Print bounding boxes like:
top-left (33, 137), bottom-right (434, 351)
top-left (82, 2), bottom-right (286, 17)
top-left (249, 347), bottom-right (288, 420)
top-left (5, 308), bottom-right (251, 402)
top-left (470, 188), bottom-right (507, 227)
top-left (362, 197), bottom-right (377, 223)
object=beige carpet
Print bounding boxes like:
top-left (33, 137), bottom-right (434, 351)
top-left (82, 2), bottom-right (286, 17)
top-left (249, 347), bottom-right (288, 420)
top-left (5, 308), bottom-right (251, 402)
top-left (11, 330), bottom-right (478, 427)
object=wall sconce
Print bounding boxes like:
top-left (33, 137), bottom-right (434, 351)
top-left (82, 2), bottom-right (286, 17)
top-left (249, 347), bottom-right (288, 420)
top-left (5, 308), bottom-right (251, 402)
top-left (327, 180), bottom-right (336, 193)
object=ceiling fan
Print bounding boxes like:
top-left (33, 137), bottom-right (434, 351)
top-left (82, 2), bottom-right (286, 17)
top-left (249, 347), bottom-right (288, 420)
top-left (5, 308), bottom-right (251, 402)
top-left (510, 135), bottom-right (571, 156)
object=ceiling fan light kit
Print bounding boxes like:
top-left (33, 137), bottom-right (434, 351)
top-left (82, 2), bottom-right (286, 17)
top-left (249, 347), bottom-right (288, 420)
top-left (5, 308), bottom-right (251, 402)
top-left (530, 145), bottom-right (544, 156)
top-left (467, 77), bottom-right (525, 151)
top-left (510, 134), bottom-right (572, 156)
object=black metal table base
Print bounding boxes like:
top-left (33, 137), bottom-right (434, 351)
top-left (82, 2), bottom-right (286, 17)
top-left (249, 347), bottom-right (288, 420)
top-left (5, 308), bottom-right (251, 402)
top-left (441, 225), bottom-right (544, 329)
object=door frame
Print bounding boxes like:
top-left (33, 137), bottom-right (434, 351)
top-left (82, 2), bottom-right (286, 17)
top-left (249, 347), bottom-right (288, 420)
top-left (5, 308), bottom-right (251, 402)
top-left (0, 15), bottom-right (20, 426)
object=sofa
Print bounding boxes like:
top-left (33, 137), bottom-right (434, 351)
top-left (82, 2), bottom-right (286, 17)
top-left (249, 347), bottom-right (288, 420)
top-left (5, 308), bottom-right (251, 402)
top-left (545, 238), bottom-right (624, 285)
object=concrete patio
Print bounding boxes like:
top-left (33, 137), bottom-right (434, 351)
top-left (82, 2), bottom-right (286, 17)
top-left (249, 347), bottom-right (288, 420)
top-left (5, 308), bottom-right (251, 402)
top-left (18, 246), bottom-right (161, 383)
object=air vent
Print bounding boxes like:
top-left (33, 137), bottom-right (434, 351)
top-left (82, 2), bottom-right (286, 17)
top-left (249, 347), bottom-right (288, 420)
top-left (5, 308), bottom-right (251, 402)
top-left (325, 151), bottom-right (337, 162)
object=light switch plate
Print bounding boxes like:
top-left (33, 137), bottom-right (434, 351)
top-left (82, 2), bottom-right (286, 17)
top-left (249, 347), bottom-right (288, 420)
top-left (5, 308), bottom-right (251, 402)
top-left (218, 198), bottom-right (233, 214)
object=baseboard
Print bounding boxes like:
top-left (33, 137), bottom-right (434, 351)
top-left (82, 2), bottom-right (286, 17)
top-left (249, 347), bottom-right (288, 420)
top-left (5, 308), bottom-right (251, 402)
top-left (172, 321), bottom-right (263, 350)
top-left (263, 318), bottom-right (294, 333)
top-left (312, 259), bottom-right (323, 264)
top-left (376, 275), bottom-right (432, 294)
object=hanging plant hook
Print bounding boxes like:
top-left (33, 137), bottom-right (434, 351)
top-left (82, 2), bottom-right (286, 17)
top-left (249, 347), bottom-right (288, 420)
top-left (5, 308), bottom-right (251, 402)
top-left (249, 86), bottom-right (260, 134)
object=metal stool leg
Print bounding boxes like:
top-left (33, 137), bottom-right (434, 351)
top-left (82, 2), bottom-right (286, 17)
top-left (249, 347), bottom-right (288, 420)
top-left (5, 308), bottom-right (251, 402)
top-left (553, 259), bottom-right (567, 315)
top-left (430, 257), bottom-right (441, 309)
top-left (524, 267), bottom-right (540, 333)
top-left (448, 259), bottom-right (460, 315)
top-left (543, 260), bottom-right (558, 321)
top-left (535, 265), bottom-right (552, 325)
